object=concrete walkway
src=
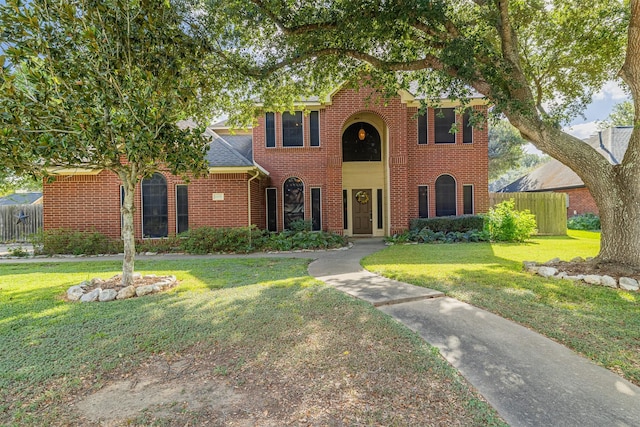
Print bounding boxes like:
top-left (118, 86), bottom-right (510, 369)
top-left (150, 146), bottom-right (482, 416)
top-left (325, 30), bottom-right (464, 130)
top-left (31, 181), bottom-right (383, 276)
top-left (308, 238), bottom-right (640, 427)
top-left (3, 238), bottom-right (640, 425)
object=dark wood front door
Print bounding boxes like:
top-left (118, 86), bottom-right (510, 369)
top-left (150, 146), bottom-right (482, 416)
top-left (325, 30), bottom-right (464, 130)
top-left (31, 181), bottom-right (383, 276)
top-left (352, 189), bottom-right (372, 234)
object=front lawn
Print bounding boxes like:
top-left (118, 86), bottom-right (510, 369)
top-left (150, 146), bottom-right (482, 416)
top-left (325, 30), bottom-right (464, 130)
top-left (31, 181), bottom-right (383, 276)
top-left (0, 258), bottom-right (504, 426)
top-left (363, 230), bottom-right (640, 385)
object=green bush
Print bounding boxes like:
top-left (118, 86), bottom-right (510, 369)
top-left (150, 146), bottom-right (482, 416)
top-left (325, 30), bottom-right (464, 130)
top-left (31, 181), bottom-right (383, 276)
top-left (385, 228), bottom-right (490, 244)
top-left (179, 226), bottom-right (266, 254)
top-left (484, 199), bottom-right (537, 242)
top-left (32, 229), bottom-right (123, 255)
top-left (567, 213), bottom-right (601, 231)
top-left (409, 215), bottom-right (485, 233)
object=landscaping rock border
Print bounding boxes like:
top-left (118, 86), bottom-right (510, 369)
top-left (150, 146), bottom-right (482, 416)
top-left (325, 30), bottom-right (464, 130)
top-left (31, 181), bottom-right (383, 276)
top-left (66, 274), bottom-right (178, 302)
top-left (523, 260), bottom-right (640, 292)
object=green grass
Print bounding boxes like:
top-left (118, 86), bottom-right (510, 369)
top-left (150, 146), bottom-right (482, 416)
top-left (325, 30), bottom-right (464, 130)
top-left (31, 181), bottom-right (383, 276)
top-left (363, 230), bottom-right (640, 385)
top-left (0, 258), bottom-right (504, 426)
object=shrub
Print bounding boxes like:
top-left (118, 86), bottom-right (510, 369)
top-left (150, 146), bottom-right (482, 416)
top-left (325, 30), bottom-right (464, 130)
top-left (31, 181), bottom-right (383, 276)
top-left (409, 215), bottom-right (485, 233)
top-left (179, 226), bottom-right (266, 254)
top-left (385, 228), bottom-right (490, 244)
top-left (484, 199), bottom-right (537, 242)
top-left (567, 213), bottom-right (601, 231)
top-left (32, 229), bottom-right (123, 255)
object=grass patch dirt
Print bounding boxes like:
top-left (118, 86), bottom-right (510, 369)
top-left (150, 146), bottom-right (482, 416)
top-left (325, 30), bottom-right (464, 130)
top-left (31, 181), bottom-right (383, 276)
top-left (0, 258), bottom-right (505, 426)
top-left (364, 230), bottom-right (640, 386)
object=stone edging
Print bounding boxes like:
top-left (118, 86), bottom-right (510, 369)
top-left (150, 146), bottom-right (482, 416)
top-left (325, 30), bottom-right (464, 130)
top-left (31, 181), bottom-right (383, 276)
top-left (523, 259), bottom-right (640, 292)
top-left (66, 274), bottom-right (178, 303)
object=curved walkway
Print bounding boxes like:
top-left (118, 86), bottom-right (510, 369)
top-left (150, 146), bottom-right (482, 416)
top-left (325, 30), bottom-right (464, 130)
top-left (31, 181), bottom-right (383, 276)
top-left (308, 238), bottom-right (640, 427)
top-left (3, 239), bottom-right (640, 426)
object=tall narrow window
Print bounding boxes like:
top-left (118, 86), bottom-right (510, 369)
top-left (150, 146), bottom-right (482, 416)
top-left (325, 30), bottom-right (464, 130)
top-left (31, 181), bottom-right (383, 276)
top-left (377, 189), bottom-right (383, 229)
top-left (282, 111), bottom-right (303, 147)
top-left (434, 108), bottom-right (456, 144)
top-left (120, 186), bottom-right (125, 233)
top-left (343, 190), bottom-right (348, 229)
top-left (310, 111), bottom-right (320, 147)
top-left (418, 185), bottom-right (429, 218)
top-left (266, 188), bottom-right (277, 232)
top-left (463, 185), bottom-right (474, 214)
top-left (463, 110), bottom-right (473, 144)
top-left (418, 111), bottom-right (428, 145)
top-left (283, 177), bottom-right (304, 229)
top-left (265, 112), bottom-right (275, 147)
top-left (142, 173), bottom-right (168, 238)
top-left (311, 188), bottom-right (321, 231)
top-left (435, 174), bottom-right (456, 216)
top-left (176, 185), bottom-right (188, 234)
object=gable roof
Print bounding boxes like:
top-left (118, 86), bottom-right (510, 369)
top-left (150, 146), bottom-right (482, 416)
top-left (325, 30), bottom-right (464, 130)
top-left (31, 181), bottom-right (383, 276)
top-left (204, 129), bottom-right (254, 168)
top-left (0, 192), bottom-right (43, 206)
top-left (499, 126), bottom-right (632, 193)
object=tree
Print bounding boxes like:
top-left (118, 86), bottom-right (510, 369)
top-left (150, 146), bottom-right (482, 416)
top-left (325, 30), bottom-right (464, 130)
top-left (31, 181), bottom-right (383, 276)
top-left (488, 119), bottom-right (528, 180)
top-left (0, 0), bottom-right (237, 285)
top-left (598, 100), bottom-right (635, 129)
top-left (207, 0), bottom-right (640, 268)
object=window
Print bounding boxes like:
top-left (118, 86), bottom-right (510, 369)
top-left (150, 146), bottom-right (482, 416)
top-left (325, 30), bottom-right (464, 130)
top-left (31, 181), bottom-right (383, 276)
top-left (311, 187), bottom-right (321, 231)
top-left (463, 110), bottom-right (473, 144)
top-left (377, 189), bottom-right (383, 229)
top-left (418, 185), bottom-right (429, 218)
top-left (120, 186), bottom-right (125, 233)
top-left (418, 111), bottom-right (428, 145)
top-left (142, 173), bottom-right (168, 238)
top-left (463, 185), bottom-right (474, 214)
top-left (283, 177), bottom-right (304, 229)
top-left (266, 188), bottom-right (277, 232)
top-left (435, 174), bottom-right (456, 216)
top-left (282, 111), bottom-right (303, 147)
top-left (343, 189), bottom-right (348, 229)
top-left (342, 122), bottom-right (381, 161)
top-left (265, 112), bottom-right (275, 147)
top-left (310, 111), bottom-right (320, 147)
top-left (435, 108), bottom-right (456, 144)
top-left (176, 185), bottom-right (188, 234)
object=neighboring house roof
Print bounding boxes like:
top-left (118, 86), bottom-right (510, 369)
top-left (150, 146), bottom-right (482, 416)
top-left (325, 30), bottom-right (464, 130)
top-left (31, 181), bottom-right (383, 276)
top-left (499, 126), bottom-right (632, 192)
top-left (0, 192), bottom-right (43, 206)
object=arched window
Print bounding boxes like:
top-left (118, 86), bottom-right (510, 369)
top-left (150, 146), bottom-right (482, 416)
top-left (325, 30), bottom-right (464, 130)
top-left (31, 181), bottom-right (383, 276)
top-left (283, 177), bottom-right (304, 229)
top-left (435, 174), bottom-right (456, 217)
top-left (142, 173), bottom-right (168, 238)
top-left (342, 122), bottom-right (381, 162)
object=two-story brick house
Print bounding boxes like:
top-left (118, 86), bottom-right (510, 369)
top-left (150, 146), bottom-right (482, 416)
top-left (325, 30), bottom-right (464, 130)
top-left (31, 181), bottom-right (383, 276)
top-left (43, 85), bottom-right (489, 239)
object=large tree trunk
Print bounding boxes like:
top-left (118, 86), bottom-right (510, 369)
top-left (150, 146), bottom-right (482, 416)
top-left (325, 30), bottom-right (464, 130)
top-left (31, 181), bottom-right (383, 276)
top-left (119, 171), bottom-right (138, 287)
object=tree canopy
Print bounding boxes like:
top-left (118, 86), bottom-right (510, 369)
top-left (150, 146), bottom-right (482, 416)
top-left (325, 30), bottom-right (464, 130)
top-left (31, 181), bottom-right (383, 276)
top-left (205, 0), bottom-right (640, 267)
top-left (0, 0), bottom-right (242, 284)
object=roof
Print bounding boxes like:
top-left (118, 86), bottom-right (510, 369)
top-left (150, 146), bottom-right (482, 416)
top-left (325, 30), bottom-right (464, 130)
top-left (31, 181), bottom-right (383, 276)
top-left (0, 192), bottom-right (43, 206)
top-left (204, 129), bottom-right (254, 168)
top-left (499, 126), bottom-right (632, 193)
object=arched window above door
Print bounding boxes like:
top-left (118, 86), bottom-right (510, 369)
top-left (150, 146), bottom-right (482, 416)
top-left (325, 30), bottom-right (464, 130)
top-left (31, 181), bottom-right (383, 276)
top-left (342, 122), bottom-right (381, 162)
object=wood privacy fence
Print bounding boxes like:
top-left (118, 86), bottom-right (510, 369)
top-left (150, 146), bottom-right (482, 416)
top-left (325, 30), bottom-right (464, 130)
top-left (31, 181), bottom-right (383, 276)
top-left (490, 192), bottom-right (567, 236)
top-left (0, 204), bottom-right (43, 242)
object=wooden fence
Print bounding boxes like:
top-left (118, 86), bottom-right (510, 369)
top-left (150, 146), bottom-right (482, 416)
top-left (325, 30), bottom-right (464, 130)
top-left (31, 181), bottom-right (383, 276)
top-left (490, 192), bottom-right (567, 236)
top-left (0, 204), bottom-right (43, 242)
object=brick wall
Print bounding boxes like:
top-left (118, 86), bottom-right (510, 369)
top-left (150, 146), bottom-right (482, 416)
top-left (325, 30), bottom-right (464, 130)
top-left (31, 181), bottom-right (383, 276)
top-left (43, 170), bottom-right (265, 239)
top-left (254, 86), bottom-right (489, 234)
top-left (565, 187), bottom-right (599, 217)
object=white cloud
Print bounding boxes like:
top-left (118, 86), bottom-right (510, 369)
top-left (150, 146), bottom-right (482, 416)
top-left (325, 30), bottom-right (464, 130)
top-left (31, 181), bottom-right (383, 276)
top-left (593, 81), bottom-right (628, 101)
top-left (564, 121), bottom-right (598, 139)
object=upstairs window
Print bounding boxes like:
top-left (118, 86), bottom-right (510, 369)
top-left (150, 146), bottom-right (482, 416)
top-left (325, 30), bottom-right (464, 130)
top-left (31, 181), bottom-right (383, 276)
top-left (282, 111), bottom-right (303, 147)
top-left (463, 110), bottom-right (473, 144)
top-left (265, 112), bottom-right (275, 148)
top-left (418, 111), bottom-right (428, 145)
top-left (434, 108), bottom-right (456, 144)
top-left (310, 111), bottom-right (320, 147)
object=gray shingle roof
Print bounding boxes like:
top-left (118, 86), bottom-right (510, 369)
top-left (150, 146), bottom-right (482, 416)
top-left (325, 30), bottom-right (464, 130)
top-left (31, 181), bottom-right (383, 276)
top-left (499, 127), bottom-right (632, 192)
top-left (0, 192), bottom-right (43, 206)
top-left (204, 130), bottom-right (253, 168)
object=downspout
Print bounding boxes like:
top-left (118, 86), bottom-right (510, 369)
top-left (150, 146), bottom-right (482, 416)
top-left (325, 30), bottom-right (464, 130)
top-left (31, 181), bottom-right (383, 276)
top-left (247, 169), bottom-right (261, 248)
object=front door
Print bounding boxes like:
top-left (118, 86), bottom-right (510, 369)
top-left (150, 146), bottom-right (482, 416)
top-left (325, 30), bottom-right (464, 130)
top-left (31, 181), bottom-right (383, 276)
top-left (352, 189), bottom-right (372, 234)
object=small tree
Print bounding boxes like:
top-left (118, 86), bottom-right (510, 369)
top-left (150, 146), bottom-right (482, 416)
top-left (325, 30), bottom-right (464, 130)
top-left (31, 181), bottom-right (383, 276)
top-left (0, 0), bottom-right (236, 285)
top-left (485, 200), bottom-right (537, 243)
